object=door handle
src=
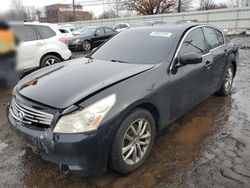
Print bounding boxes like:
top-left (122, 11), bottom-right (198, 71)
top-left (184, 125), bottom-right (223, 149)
top-left (36, 43), bottom-right (44, 46)
top-left (204, 61), bottom-right (211, 69)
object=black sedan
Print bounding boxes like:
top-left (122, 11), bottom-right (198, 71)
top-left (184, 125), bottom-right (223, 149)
top-left (7, 23), bottom-right (238, 175)
top-left (68, 26), bottom-right (117, 51)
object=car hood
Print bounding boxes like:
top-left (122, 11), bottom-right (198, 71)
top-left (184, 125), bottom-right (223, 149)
top-left (16, 58), bottom-right (155, 109)
top-left (69, 34), bottom-right (92, 40)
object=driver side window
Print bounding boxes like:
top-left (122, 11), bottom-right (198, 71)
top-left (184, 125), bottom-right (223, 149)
top-left (178, 28), bottom-right (208, 57)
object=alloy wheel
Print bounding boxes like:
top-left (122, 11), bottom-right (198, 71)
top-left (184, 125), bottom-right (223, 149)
top-left (122, 118), bottom-right (152, 165)
top-left (83, 41), bottom-right (91, 51)
top-left (44, 58), bottom-right (59, 66)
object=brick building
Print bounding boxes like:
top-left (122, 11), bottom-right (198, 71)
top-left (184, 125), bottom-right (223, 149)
top-left (45, 4), bottom-right (92, 23)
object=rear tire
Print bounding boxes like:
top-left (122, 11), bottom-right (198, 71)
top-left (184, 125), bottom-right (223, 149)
top-left (40, 55), bottom-right (61, 68)
top-left (216, 62), bottom-right (234, 96)
top-left (110, 108), bottom-right (156, 174)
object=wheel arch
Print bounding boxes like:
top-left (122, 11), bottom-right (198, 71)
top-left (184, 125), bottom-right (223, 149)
top-left (231, 60), bottom-right (237, 78)
top-left (40, 52), bottom-right (63, 67)
top-left (119, 102), bottom-right (161, 135)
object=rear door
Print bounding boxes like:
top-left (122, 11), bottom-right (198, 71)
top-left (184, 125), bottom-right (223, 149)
top-left (202, 26), bottom-right (227, 92)
top-left (35, 25), bottom-right (58, 48)
top-left (14, 25), bottom-right (46, 70)
top-left (169, 27), bottom-right (213, 121)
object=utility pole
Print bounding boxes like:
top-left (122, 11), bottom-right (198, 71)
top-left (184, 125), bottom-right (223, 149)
top-left (178, 0), bottom-right (181, 12)
top-left (27, 6), bottom-right (31, 20)
top-left (73, 0), bottom-right (76, 21)
top-left (103, 0), bottom-right (105, 15)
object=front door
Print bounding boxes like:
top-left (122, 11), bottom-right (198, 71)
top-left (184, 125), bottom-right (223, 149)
top-left (169, 27), bottom-right (213, 121)
top-left (93, 27), bottom-right (106, 47)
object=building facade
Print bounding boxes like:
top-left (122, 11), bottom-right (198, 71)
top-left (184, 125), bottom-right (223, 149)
top-left (45, 4), bottom-right (92, 23)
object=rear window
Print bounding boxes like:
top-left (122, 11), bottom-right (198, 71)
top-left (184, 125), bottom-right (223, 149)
top-left (92, 28), bottom-right (177, 64)
top-left (104, 27), bottom-right (114, 33)
top-left (35, 25), bottom-right (56, 39)
top-left (202, 27), bottom-right (220, 49)
top-left (59, 29), bottom-right (69, 33)
top-left (12, 25), bottom-right (38, 42)
top-left (215, 29), bottom-right (224, 45)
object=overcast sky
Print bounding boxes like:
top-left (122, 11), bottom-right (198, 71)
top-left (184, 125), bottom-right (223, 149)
top-left (0, 0), bottom-right (230, 17)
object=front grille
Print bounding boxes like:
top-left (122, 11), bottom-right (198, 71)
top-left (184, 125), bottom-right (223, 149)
top-left (9, 97), bottom-right (54, 126)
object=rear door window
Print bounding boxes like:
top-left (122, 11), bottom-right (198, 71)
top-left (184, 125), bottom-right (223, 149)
top-left (12, 25), bottom-right (38, 42)
top-left (215, 29), bottom-right (224, 45)
top-left (59, 29), bottom-right (68, 33)
top-left (120, 24), bottom-right (128, 28)
top-left (96, 28), bottom-right (105, 36)
top-left (178, 28), bottom-right (208, 56)
top-left (202, 27), bottom-right (220, 49)
top-left (35, 25), bottom-right (56, 39)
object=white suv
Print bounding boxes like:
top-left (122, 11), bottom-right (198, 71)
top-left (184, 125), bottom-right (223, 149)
top-left (11, 22), bottom-right (72, 70)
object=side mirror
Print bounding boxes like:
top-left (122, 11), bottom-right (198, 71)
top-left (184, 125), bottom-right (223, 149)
top-left (179, 53), bottom-right (202, 66)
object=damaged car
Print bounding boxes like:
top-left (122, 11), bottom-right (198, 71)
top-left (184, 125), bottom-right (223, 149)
top-left (7, 22), bottom-right (238, 175)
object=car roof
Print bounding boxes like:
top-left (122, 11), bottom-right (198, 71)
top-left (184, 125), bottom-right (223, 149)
top-left (115, 23), bottom-right (129, 25)
top-left (132, 22), bottom-right (210, 33)
top-left (9, 21), bottom-right (58, 27)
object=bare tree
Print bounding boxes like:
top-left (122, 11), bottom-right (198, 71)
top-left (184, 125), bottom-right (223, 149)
top-left (124, 0), bottom-right (176, 15)
top-left (10, 0), bottom-right (28, 20)
top-left (99, 9), bottom-right (120, 19)
top-left (175, 0), bottom-right (194, 12)
top-left (26, 6), bottom-right (42, 21)
top-left (230, 0), bottom-right (249, 7)
top-left (199, 0), bottom-right (227, 10)
top-left (108, 0), bottom-right (125, 16)
top-left (199, 0), bottom-right (214, 10)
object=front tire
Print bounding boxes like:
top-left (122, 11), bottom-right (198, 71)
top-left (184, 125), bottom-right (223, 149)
top-left (82, 40), bottom-right (92, 51)
top-left (110, 108), bottom-right (156, 174)
top-left (216, 62), bottom-right (234, 96)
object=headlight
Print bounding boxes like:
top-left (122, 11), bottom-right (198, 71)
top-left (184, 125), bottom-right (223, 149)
top-left (73, 39), bottom-right (81, 44)
top-left (53, 94), bottom-right (116, 133)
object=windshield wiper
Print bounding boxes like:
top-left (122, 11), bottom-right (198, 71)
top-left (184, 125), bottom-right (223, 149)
top-left (85, 54), bottom-right (93, 59)
top-left (110, 59), bottom-right (130, 64)
top-left (184, 40), bottom-right (205, 54)
top-left (85, 54), bottom-right (94, 64)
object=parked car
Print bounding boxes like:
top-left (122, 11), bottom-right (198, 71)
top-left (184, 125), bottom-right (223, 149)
top-left (11, 22), bottom-right (71, 71)
top-left (72, 27), bottom-right (85, 36)
top-left (59, 28), bottom-right (74, 38)
top-left (113, 23), bottom-right (130, 32)
top-left (7, 23), bottom-right (238, 175)
top-left (58, 24), bottom-right (76, 32)
top-left (68, 26), bottom-right (117, 51)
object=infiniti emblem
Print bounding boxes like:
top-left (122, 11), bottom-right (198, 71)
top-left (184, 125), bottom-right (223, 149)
top-left (18, 111), bottom-right (25, 119)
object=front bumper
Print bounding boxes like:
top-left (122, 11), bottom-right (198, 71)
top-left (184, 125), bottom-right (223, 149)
top-left (7, 106), bottom-right (117, 175)
top-left (68, 44), bottom-right (83, 51)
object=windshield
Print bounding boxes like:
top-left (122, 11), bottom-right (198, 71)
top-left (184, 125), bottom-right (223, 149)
top-left (80, 27), bottom-right (97, 35)
top-left (92, 27), bottom-right (177, 64)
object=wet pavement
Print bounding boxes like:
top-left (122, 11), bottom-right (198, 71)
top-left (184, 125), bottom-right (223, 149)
top-left (1, 36), bottom-right (250, 187)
